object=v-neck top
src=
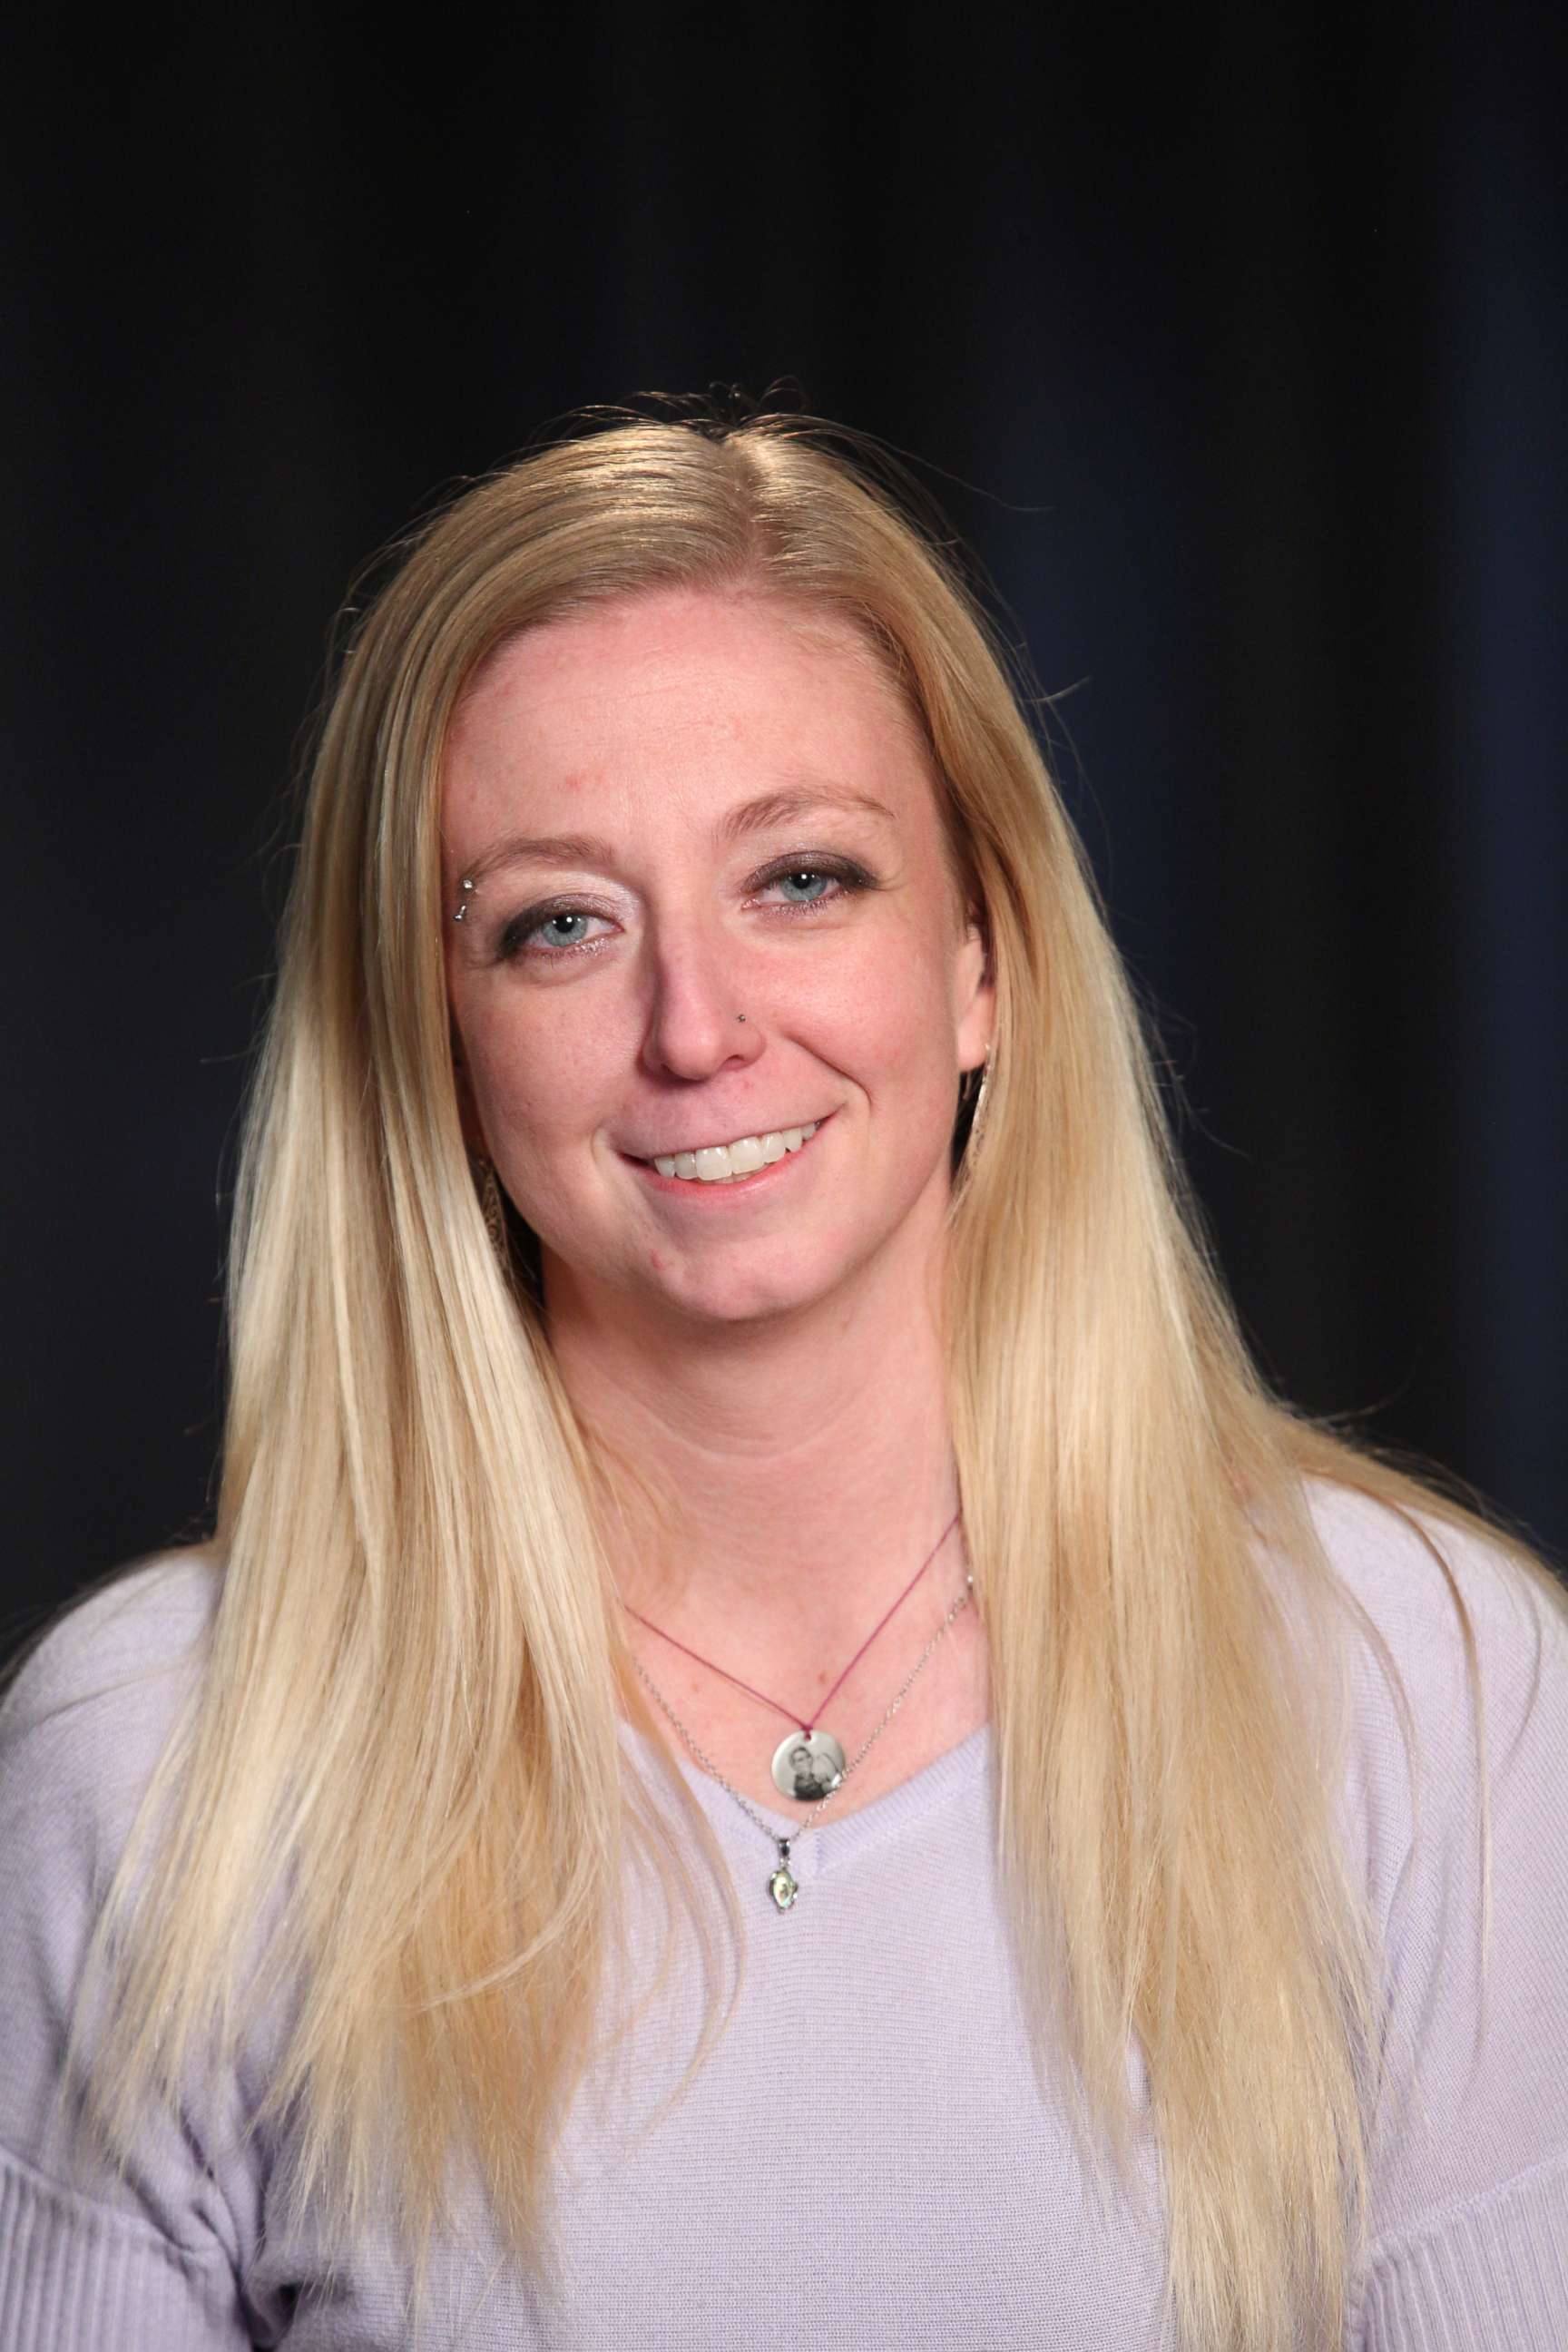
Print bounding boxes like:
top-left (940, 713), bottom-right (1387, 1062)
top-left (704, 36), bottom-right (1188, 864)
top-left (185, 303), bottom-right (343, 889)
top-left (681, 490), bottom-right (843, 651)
top-left (3, 1481), bottom-right (1566, 2347)
top-left (615, 1706), bottom-right (995, 1887)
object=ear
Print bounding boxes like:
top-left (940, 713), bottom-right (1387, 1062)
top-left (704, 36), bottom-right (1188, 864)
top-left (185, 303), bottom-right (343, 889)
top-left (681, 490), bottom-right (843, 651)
top-left (955, 904), bottom-right (995, 1076)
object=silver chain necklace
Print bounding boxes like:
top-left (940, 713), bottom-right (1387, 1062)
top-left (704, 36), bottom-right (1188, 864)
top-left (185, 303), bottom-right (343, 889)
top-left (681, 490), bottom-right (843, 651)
top-left (629, 1573), bottom-right (975, 1912)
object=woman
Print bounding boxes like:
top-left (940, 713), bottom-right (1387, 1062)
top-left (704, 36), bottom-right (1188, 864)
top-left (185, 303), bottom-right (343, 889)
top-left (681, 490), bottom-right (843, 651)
top-left (2, 407), bottom-right (1564, 2351)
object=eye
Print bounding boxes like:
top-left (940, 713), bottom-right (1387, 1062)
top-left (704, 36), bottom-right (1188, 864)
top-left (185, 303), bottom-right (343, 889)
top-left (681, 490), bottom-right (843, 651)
top-left (753, 858), bottom-right (873, 911)
top-left (493, 856), bottom-right (879, 965)
top-left (495, 903), bottom-right (614, 960)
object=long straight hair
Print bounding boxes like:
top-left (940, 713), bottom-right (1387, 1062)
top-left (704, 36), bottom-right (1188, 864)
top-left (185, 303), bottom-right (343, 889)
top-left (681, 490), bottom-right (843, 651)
top-left (32, 412), bottom-right (1568, 2349)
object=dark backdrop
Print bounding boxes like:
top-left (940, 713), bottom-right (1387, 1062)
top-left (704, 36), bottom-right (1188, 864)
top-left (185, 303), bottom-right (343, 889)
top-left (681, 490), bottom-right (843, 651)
top-left (5, 0), bottom-right (1565, 1642)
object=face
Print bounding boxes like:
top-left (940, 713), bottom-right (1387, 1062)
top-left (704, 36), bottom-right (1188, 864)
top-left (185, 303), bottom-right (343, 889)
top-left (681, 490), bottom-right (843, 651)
top-left (441, 585), bottom-right (993, 1336)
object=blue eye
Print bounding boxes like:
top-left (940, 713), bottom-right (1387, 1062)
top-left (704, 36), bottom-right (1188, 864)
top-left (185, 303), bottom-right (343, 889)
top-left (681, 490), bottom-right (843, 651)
top-left (496, 905), bottom-right (609, 959)
top-left (534, 911), bottom-right (596, 949)
top-left (495, 858), bottom-right (877, 965)
top-left (769, 868), bottom-right (837, 906)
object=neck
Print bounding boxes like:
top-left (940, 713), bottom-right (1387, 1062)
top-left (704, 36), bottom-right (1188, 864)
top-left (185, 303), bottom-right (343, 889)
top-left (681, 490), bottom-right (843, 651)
top-left (544, 1252), bottom-right (964, 1675)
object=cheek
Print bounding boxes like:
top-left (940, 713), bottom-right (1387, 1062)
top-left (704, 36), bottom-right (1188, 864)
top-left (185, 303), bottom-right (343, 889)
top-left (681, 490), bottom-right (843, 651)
top-left (851, 953), bottom-right (955, 1070)
top-left (455, 995), bottom-right (604, 1158)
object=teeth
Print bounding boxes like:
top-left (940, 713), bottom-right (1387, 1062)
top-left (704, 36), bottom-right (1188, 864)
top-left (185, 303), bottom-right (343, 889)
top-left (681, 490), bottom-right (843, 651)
top-left (653, 1122), bottom-right (819, 1182)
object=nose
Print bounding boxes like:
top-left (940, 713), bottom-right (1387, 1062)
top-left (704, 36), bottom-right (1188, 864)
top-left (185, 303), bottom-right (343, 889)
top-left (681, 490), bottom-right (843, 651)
top-left (636, 912), bottom-right (767, 1084)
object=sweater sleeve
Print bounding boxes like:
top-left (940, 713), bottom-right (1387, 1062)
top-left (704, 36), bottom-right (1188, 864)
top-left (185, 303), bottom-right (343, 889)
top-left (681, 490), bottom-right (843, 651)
top-left (0, 1559), bottom-right (286, 2349)
top-left (1313, 1490), bottom-right (1568, 2348)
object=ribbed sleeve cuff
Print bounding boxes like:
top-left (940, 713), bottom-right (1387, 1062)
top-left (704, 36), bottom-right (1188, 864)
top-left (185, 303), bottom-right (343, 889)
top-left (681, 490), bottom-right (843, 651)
top-left (0, 2142), bottom-right (250, 2349)
top-left (1360, 2150), bottom-right (1568, 2349)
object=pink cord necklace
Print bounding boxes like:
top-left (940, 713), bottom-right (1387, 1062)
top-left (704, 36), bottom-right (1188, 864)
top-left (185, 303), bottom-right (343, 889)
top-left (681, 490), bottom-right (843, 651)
top-left (623, 1507), bottom-right (963, 1803)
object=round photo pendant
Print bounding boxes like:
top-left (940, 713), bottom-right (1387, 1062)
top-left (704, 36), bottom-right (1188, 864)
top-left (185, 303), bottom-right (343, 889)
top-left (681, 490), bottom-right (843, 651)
top-left (771, 1727), bottom-right (847, 1803)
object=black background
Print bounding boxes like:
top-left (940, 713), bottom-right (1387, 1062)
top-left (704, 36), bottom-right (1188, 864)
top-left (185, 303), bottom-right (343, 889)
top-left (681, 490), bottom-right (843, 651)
top-left (5, 1), bottom-right (1565, 1641)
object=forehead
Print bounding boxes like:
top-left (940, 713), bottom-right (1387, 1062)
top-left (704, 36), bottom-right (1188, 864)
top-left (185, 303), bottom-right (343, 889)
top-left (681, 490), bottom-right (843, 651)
top-left (445, 587), bottom-right (932, 809)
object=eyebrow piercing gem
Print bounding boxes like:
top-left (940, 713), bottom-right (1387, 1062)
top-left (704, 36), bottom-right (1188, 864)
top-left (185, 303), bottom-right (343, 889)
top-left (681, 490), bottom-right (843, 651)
top-left (454, 877), bottom-right (475, 923)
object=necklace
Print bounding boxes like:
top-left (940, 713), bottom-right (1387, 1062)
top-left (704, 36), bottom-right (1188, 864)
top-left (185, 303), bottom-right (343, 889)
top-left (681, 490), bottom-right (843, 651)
top-left (630, 1569), bottom-right (975, 1911)
top-left (623, 1509), bottom-right (962, 1801)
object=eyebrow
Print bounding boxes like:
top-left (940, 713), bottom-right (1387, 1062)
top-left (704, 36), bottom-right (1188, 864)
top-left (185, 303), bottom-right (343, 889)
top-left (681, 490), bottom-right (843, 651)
top-left (460, 785), bottom-right (899, 883)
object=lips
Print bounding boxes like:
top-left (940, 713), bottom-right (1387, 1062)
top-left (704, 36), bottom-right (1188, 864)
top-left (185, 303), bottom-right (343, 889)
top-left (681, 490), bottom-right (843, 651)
top-left (624, 1116), bottom-right (830, 1165)
top-left (625, 1112), bottom-right (835, 1194)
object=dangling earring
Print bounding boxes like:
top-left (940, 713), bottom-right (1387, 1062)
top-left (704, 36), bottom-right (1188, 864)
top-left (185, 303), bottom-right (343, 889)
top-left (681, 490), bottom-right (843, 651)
top-left (958, 1053), bottom-right (993, 1153)
top-left (475, 1156), bottom-right (508, 1269)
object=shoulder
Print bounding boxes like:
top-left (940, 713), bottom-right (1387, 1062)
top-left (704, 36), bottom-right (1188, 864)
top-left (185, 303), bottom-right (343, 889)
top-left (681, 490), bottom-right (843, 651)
top-left (0, 1554), bottom-right (220, 2125)
top-left (3, 1550), bottom-right (221, 1726)
top-left (0, 1556), bottom-right (285, 2335)
top-left (0, 1552), bottom-right (222, 1879)
top-left (1293, 1479), bottom-right (1568, 2278)
top-left (1, 1562), bottom-right (223, 1730)
top-left (1289, 1474), bottom-right (1566, 1912)
top-left (1296, 1475), bottom-right (1564, 1791)
top-left (1299, 1472), bottom-right (1562, 1655)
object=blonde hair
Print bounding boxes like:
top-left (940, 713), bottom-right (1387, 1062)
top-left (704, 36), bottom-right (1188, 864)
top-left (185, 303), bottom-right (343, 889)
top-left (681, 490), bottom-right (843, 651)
top-left (27, 410), bottom-right (1568, 2348)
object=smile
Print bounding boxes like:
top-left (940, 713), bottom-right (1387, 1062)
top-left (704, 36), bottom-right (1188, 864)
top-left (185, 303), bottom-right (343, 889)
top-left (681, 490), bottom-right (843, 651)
top-left (624, 1115), bottom-right (833, 1197)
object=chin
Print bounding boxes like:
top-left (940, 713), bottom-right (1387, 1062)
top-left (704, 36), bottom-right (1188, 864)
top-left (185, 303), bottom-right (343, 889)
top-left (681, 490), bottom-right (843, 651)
top-left (636, 1241), bottom-right (857, 1329)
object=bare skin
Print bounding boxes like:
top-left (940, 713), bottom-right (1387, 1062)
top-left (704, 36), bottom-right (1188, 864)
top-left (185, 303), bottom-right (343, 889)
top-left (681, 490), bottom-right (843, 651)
top-left (442, 586), bottom-right (995, 1820)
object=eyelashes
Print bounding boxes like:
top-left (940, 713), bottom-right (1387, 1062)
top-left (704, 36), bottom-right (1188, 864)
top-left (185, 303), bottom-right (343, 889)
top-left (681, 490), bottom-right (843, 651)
top-left (491, 858), bottom-right (881, 965)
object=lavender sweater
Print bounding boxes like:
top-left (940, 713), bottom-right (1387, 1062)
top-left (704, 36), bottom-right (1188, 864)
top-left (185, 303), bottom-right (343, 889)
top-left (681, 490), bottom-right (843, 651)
top-left (2, 1483), bottom-right (1565, 2349)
